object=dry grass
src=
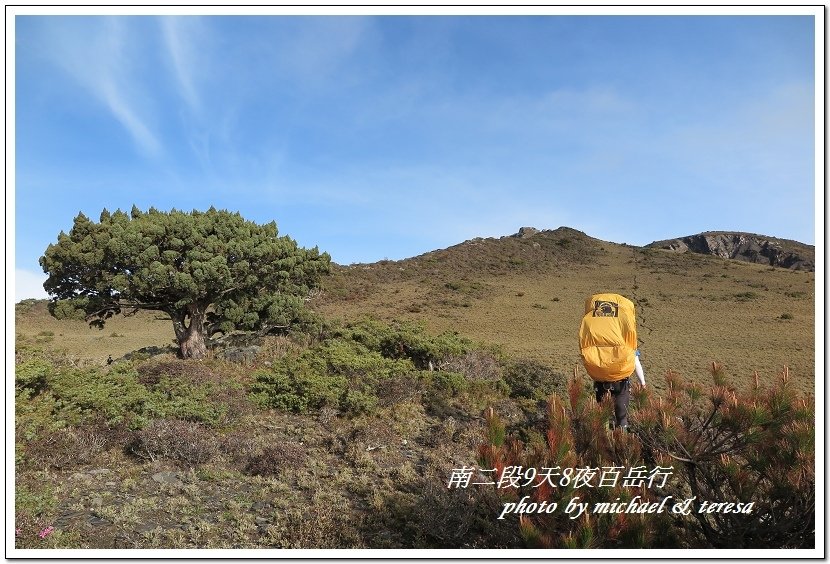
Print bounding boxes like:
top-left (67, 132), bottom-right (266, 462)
top-left (15, 302), bottom-right (174, 366)
top-left (13, 228), bottom-right (815, 550)
top-left (318, 235), bottom-right (815, 396)
top-left (16, 230), bottom-right (815, 396)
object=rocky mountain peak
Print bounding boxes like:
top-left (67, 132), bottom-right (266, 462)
top-left (647, 231), bottom-right (814, 271)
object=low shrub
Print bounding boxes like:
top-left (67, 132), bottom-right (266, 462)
top-left (217, 430), bottom-right (261, 464)
top-left (371, 470), bottom-right (522, 548)
top-left (252, 319), bottom-right (498, 418)
top-left (15, 358), bottom-right (54, 396)
top-left (128, 418), bottom-right (218, 466)
top-left (17, 354), bottom-right (232, 431)
top-left (424, 371), bottom-right (467, 396)
top-left (502, 359), bottom-right (562, 400)
top-left (335, 318), bottom-right (472, 371)
top-left (442, 350), bottom-right (503, 382)
top-left (144, 376), bottom-right (229, 426)
top-left (47, 364), bottom-right (152, 428)
top-left (479, 364), bottom-right (815, 549)
top-left (243, 442), bottom-right (308, 477)
top-left (250, 333), bottom-right (412, 416)
top-left (250, 358), bottom-right (349, 414)
top-left (375, 374), bottom-right (426, 406)
top-left (22, 425), bottom-right (108, 470)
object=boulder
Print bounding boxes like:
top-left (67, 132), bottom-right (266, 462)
top-left (223, 346), bottom-right (260, 365)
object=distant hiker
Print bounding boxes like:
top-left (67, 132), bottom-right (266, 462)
top-left (106, 355), bottom-right (114, 365)
top-left (578, 293), bottom-right (646, 430)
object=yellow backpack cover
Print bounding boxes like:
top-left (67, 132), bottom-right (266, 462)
top-left (579, 293), bottom-right (638, 382)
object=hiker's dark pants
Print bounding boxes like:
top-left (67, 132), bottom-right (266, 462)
top-left (594, 377), bottom-right (631, 428)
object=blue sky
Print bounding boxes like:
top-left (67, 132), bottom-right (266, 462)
top-left (12, 12), bottom-right (819, 301)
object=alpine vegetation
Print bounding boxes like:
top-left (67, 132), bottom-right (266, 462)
top-left (40, 207), bottom-right (331, 359)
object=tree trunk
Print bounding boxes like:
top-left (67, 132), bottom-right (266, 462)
top-left (171, 304), bottom-right (208, 360)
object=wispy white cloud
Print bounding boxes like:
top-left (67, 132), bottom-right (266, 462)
top-left (41, 17), bottom-right (162, 156)
top-left (160, 16), bottom-right (202, 114)
top-left (98, 77), bottom-right (161, 156)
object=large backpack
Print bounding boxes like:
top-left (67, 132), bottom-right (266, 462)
top-left (579, 293), bottom-right (638, 383)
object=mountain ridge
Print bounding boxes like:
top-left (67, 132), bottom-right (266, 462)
top-left (337, 226), bottom-right (813, 272)
top-left (645, 230), bottom-right (814, 271)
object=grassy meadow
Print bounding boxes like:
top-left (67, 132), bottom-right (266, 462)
top-left (13, 227), bottom-right (816, 550)
top-left (317, 228), bottom-right (815, 396)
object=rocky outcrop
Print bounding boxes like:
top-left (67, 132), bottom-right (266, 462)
top-left (647, 232), bottom-right (814, 271)
top-left (513, 227), bottom-right (540, 239)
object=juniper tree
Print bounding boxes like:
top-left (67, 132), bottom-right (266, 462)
top-left (40, 206), bottom-right (331, 359)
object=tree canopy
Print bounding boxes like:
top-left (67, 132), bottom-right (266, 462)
top-left (40, 206), bottom-right (331, 359)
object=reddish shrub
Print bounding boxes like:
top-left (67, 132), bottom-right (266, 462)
top-left (128, 418), bottom-right (218, 466)
top-left (244, 442), bottom-right (307, 477)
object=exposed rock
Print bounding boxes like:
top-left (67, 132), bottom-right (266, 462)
top-left (514, 227), bottom-right (539, 239)
top-left (223, 346), bottom-right (260, 365)
top-left (207, 331), bottom-right (264, 364)
top-left (647, 232), bottom-right (814, 271)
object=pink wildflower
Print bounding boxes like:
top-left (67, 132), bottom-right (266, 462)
top-left (37, 526), bottom-right (54, 539)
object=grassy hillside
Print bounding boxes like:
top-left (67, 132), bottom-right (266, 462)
top-left (15, 226), bottom-right (815, 396)
top-left (13, 227), bottom-right (816, 550)
top-left (317, 227), bottom-right (815, 395)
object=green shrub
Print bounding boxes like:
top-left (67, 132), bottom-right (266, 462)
top-left (251, 362), bottom-right (347, 413)
top-left (15, 482), bottom-right (59, 547)
top-left (144, 376), bottom-right (228, 426)
top-left (251, 337), bottom-right (410, 415)
top-left (47, 364), bottom-right (152, 428)
top-left (17, 358), bottom-right (230, 431)
top-left (252, 319), bottom-right (479, 416)
top-left (341, 390), bottom-right (379, 415)
top-left (503, 359), bottom-right (561, 400)
top-left (425, 371), bottom-right (467, 396)
top-left (15, 359), bottom-right (54, 395)
top-left (252, 317), bottom-right (496, 419)
top-left (335, 318), bottom-right (471, 370)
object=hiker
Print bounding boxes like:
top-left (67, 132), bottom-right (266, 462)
top-left (578, 293), bottom-right (646, 430)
